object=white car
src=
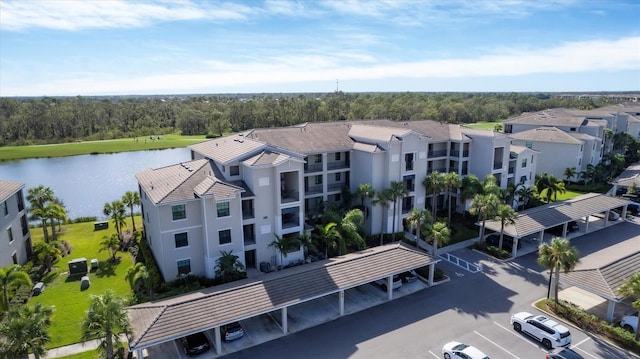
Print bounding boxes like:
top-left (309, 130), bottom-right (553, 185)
top-left (511, 312), bottom-right (571, 349)
top-left (374, 275), bottom-right (402, 291)
top-left (442, 341), bottom-right (490, 359)
top-left (620, 312), bottom-right (638, 333)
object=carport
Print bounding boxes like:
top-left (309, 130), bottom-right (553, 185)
top-left (480, 193), bottom-right (632, 257)
top-left (126, 242), bottom-right (439, 357)
top-left (560, 251), bottom-right (640, 321)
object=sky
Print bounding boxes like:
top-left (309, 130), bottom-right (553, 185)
top-left (0, 0), bottom-right (639, 97)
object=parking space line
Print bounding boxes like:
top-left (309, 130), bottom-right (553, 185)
top-left (571, 341), bottom-right (600, 359)
top-left (474, 330), bottom-right (520, 359)
top-left (493, 321), bottom-right (541, 349)
top-left (427, 350), bottom-right (440, 358)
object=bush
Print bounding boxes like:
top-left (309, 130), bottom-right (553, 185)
top-left (28, 264), bottom-right (45, 283)
top-left (414, 266), bottom-right (445, 282)
top-left (72, 216), bottom-right (98, 223)
top-left (9, 284), bottom-right (32, 306)
top-left (473, 242), bottom-right (509, 259)
top-left (137, 235), bottom-right (164, 291)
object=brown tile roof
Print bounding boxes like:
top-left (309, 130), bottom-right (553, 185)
top-left (246, 122), bottom-right (354, 154)
top-left (127, 242), bottom-right (439, 349)
top-left (504, 109), bottom-right (588, 127)
top-left (482, 193), bottom-right (632, 237)
top-left (0, 179), bottom-right (24, 202)
top-left (349, 124), bottom-right (412, 142)
top-left (136, 159), bottom-right (242, 204)
top-left (243, 150), bottom-right (292, 167)
top-left (509, 127), bottom-right (584, 145)
top-left (561, 251), bottom-right (640, 301)
top-left (611, 162), bottom-right (640, 187)
top-left (190, 135), bottom-right (267, 164)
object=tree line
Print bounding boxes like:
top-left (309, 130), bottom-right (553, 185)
top-left (0, 92), bottom-right (606, 146)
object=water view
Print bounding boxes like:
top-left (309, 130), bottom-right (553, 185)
top-left (0, 148), bottom-right (191, 220)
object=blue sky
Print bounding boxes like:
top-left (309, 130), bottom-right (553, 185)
top-left (1, 0), bottom-right (639, 96)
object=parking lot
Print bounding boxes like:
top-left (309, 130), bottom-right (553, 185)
top-left (139, 279), bottom-right (429, 358)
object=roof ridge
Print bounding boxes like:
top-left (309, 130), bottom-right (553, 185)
top-left (156, 160), bottom-right (208, 203)
top-left (130, 305), bottom-right (168, 347)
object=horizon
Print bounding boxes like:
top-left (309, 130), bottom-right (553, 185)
top-left (1, 0), bottom-right (639, 97)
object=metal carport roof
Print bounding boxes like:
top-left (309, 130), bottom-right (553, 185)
top-left (127, 242), bottom-right (438, 350)
top-left (481, 193), bottom-right (632, 238)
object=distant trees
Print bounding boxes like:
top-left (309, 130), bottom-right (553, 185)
top-left (0, 93), bottom-right (602, 146)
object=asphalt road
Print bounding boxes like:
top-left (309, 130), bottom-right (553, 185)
top-left (222, 221), bottom-right (640, 359)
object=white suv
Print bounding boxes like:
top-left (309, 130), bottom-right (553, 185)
top-left (620, 311), bottom-right (638, 333)
top-left (511, 312), bottom-right (572, 349)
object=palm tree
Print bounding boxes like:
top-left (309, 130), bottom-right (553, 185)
top-left (535, 173), bottom-right (566, 203)
top-left (460, 175), bottom-right (483, 218)
top-left (469, 193), bottom-right (499, 241)
top-left (0, 303), bottom-right (54, 359)
top-left (0, 265), bottom-right (32, 312)
top-left (214, 250), bottom-right (246, 283)
top-left (425, 221), bottom-right (451, 255)
top-left (355, 183), bottom-right (375, 223)
top-left (563, 167), bottom-right (577, 183)
top-left (443, 172), bottom-right (461, 227)
top-left (406, 209), bottom-right (432, 248)
top-left (99, 233), bottom-right (120, 263)
top-left (297, 231), bottom-right (315, 261)
top-left (389, 181), bottom-right (409, 241)
top-left (495, 204), bottom-right (517, 251)
top-left (482, 174), bottom-right (500, 196)
top-left (314, 222), bottom-right (341, 258)
top-left (618, 273), bottom-right (640, 340)
top-left (45, 202), bottom-right (65, 242)
top-left (27, 186), bottom-right (55, 243)
top-left (33, 241), bottom-right (61, 273)
top-left (103, 200), bottom-right (127, 238)
top-left (537, 237), bottom-right (580, 305)
top-left (125, 263), bottom-right (152, 297)
top-left (269, 234), bottom-right (300, 267)
top-left (340, 208), bottom-right (366, 252)
top-left (373, 188), bottom-right (393, 245)
top-left (423, 171), bottom-right (446, 219)
top-left (515, 185), bottom-right (535, 210)
top-left (121, 191), bottom-right (140, 232)
top-left (81, 290), bottom-right (132, 359)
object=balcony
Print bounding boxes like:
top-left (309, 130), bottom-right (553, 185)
top-left (306, 185), bottom-right (323, 195)
top-left (242, 200), bottom-right (254, 220)
top-left (281, 190), bottom-right (299, 203)
top-left (328, 182), bottom-right (344, 192)
top-left (428, 150), bottom-right (448, 158)
top-left (327, 161), bottom-right (349, 170)
top-left (461, 168), bottom-right (468, 175)
top-left (305, 163), bottom-right (323, 173)
top-left (493, 162), bottom-right (503, 170)
top-left (508, 166), bottom-right (515, 174)
top-left (282, 211), bottom-right (300, 229)
top-left (462, 150), bottom-right (469, 158)
top-left (450, 150), bottom-right (460, 157)
top-left (427, 167), bottom-right (447, 174)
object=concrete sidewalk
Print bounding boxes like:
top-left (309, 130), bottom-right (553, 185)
top-left (31, 335), bottom-right (128, 359)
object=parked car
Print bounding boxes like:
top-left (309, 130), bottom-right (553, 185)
top-left (609, 211), bottom-right (620, 220)
top-left (398, 270), bottom-right (417, 283)
top-left (510, 312), bottom-right (572, 349)
top-left (548, 221), bottom-right (579, 236)
top-left (545, 347), bottom-right (584, 359)
top-left (620, 311), bottom-right (638, 333)
top-left (221, 321), bottom-right (245, 342)
top-left (179, 332), bottom-right (211, 356)
top-left (484, 233), bottom-right (521, 252)
top-left (627, 203), bottom-right (640, 216)
top-left (374, 275), bottom-right (402, 291)
top-left (441, 341), bottom-right (490, 359)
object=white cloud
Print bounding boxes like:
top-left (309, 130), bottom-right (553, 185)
top-left (0, 0), bottom-right (254, 31)
top-left (4, 36), bottom-right (639, 96)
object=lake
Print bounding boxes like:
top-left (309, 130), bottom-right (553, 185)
top-left (0, 148), bottom-right (191, 220)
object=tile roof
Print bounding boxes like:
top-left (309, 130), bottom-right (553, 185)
top-left (504, 109), bottom-right (588, 127)
top-left (189, 135), bottom-right (267, 164)
top-left (243, 150), bottom-right (292, 167)
top-left (0, 179), bottom-right (24, 202)
top-left (508, 127), bottom-right (584, 145)
top-left (569, 133), bottom-right (598, 141)
top-left (348, 124), bottom-right (413, 142)
top-left (610, 161), bottom-right (640, 187)
top-left (561, 251), bottom-right (640, 301)
top-left (246, 122), bottom-right (354, 154)
top-left (127, 242), bottom-right (439, 349)
top-left (482, 193), bottom-right (632, 237)
top-left (136, 159), bottom-right (242, 204)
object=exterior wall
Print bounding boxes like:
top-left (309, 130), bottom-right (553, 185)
top-left (464, 132), bottom-right (509, 187)
top-left (202, 195), bottom-right (245, 278)
top-left (0, 189), bottom-right (31, 267)
top-left (511, 140), bottom-right (581, 179)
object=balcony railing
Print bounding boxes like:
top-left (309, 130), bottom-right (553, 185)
top-left (327, 161), bottom-right (348, 170)
top-left (461, 168), bottom-right (469, 175)
top-left (405, 162), bottom-right (414, 171)
top-left (305, 163), bottom-right (323, 173)
top-left (462, 150), bottom-right (469, 158)
top-left (450, 150), bottom-right (460, 157)
top-left (428, 150), bottom-right (448, 158)
top-left (243, 235), bottom-right (256, 245)
top-left (242, 211), bottom-right (254, 220)
top-left (427, 167), bottom-right (447, 174)
top-left (328, 183), bottom-right (344, 192)
top-left (508, 166), bottom-right (515, 174)
top-left (281, 190), bottom-right (299, 203)
top-left (306, 185), bottom-right (323, 195)
top-left (493, 162), bottom-right (503, 170)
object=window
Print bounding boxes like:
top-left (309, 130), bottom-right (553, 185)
top-left (12, 253), bottom-right (17, 265)
top-left (230, 165), bottom-right (240, 176)
top-left (217, 201), bottom-right (230, 217)
top-left (172, 204), bottom-right (186, 220)
top-left (335, 173), bottom-right (341, 181)
top-left (219, 229), bottom-right (232, 245)
top-left (315, 154), bottom-right (322, 163)
top-left (16, 191), bottom-right (24, 211)
top-left (7, 227), bottom-right (13, 243)
top-left (335, 152), bottom-right (341, 161)
top-left (20, 215), bottom-right (28, 236)
top-left (3, 202), bottom-right (7, 216)
top-left (174, 233), bottom-right (188, 248)
top-left (315, 175), bottom-right (322, 185)
top-left (177, 259), bottom-right (191, 275)
top-left (521, 158), bottom-right (527, 168)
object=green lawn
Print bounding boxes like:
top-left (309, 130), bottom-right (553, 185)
top-left (58, 350), bottom-right (100, 359)
top-left (0, 134), bottom-right (207, 161)
top-left (29, 219), bottom-right (139, 348)
top-left (465, 122), bottom-right (501, 130)
top-left (539, 189), bottom-right (584, 202)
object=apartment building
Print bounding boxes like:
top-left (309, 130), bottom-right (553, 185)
top-left (136, 120), bottom-right (535, 280)
top-left (0, 179), bottom-right (32, 268)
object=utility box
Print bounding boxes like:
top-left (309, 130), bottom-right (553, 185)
top-left (68, 258), bottom-right (88, 276)
top-left (94, 221), bottom-right (109, 231)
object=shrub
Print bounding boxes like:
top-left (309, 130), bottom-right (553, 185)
top-left (28, 265), bottom-right (45, 283)
top-left (72, 216), bottom-right (98, 223)
top-left (137, 235), bottom-right (164, 291)
top-left (414, 266), bottom-right (445, 282)
top-left (8, 284), bottom-right (32, 306)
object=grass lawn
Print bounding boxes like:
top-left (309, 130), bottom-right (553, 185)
top-left (29, 218), bottom-right (140, 348)
top-left (58, 350), bottom-right (100, 359)
top-left (0, 133), bottom-right (207, 161)
top-left (539, 189), bottom-right (585, 202)
top-left (465, 122), bottom-right (501, 130)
